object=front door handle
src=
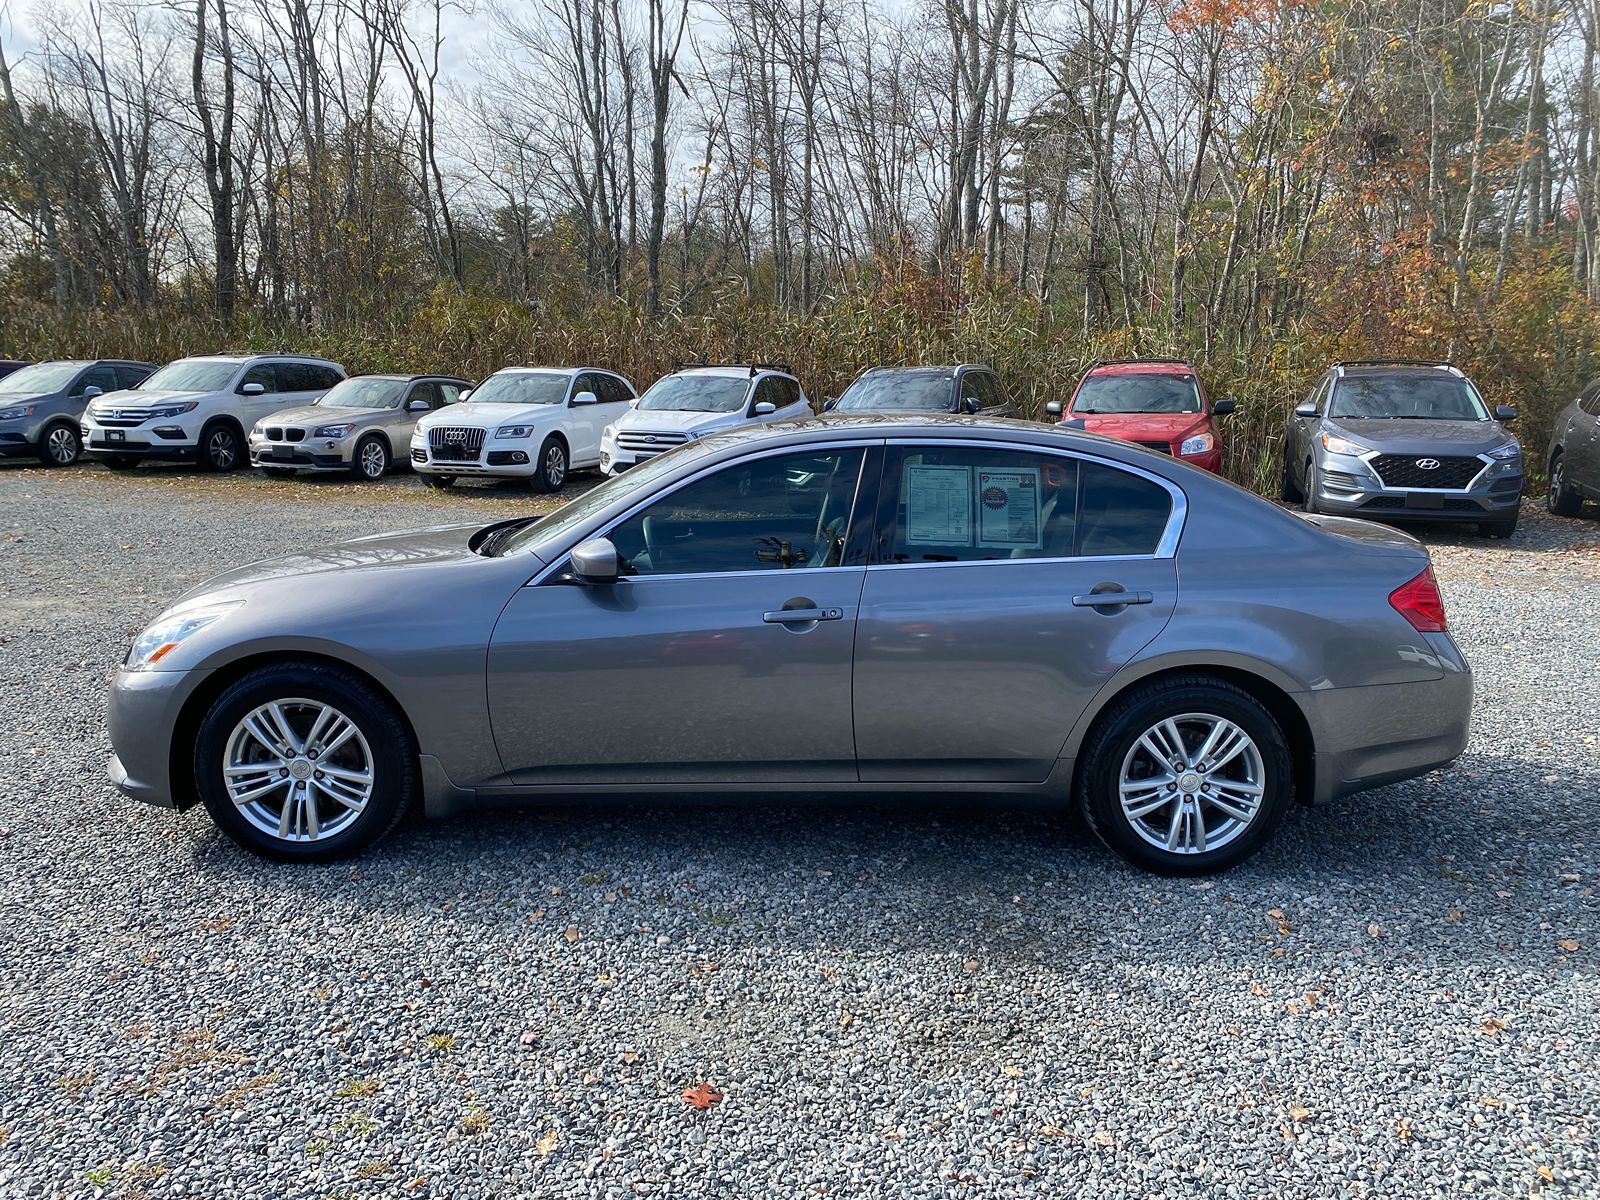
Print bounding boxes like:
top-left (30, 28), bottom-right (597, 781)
top-left (763, 606), bottom-right (844, 624)
top-left (1072, 588), bottom-right (1153, 611)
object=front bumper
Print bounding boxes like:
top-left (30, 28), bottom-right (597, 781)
top-left (1302, 635), bottom-right (1474, 804)
top-left (1313, 451), bottom-right (1523, 522)
top-left (107, 667), bottom-right (213, 809)
top-left (250, 434), bottom-right (353, 471)
top-left (410, 441), bottom-right (537, 477)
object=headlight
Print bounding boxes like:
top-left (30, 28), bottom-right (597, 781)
top-left (0, 404), bottom-right (36, 421)
top-left (601, 424), bottom-right (616, 439)
top-left (1486, 442), bottom-right (1521, 461)
top-left (1178, 432), bottom-right (1214, 456)
top-left (147, 402), bottom-right (199, 419)
top-left (313, 423), bottom-right (356, 438)
top-left (250, 423), bottom-right (265, 436)
top-left (124, 601), bottom-right (242, 671)
top-left (1321, 431), bottom-right (1367, 456)
top-left (495, 425), bottom-right (535, 438)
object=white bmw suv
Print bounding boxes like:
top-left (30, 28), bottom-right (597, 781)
top-left (600, 364), bottom-right (811, 475)
top-left (82, 353), bottom-right (346, 472)
top-left (411, 367), bottom-right (636, 492)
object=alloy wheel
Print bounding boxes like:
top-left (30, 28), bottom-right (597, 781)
top-left (209, 429), bottom-right (238, 470)
top-left (1117, 712), bottom-right (1267, 855)
top-left (45, 426), bottom-right (79, 465)
top-left (222, 698), bottom-right (374, 843)
top-left (544, 444), bottom-right (566, 488)
top-left (360, 440), bottom-right (386, 479)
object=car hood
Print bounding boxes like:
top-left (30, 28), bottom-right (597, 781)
top-left (89, 388), bottom-right (202, 410)
top-left (1325, 417), bottom-right (1515, 456)
top-left (1064, 412), bottom-right (1209, 442)
top-left (263, 403), bottom-right (380, 427)
top-left (417, 401), bottom-right (557, 428)
top-left (0, 388), bottom-right (61, 404)
top-left (617, 408), bottom-right (740, 434)
top-left (172, 524), bottom-right (528, 606)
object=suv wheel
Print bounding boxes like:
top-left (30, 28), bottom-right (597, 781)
top-left (533, 436), bottom-right (567, 493)
top-left (1079, 675), bottom-right (1292, 875)
top-left (199, 422), bottom-right (242, 472)
top-left (38, 422), bottom-right (82, 467)
top-left (1547, 452), bottom-right (1582, 517)
top-left (1300, 459), bottom-right (1320, 514)
top-left (351, 434), bottom-right (389, 482)
top-left (193, 662), bottom-right (416, 861)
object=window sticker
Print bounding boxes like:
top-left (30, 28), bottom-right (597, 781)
top-left (905, 463), bottom-right (973, 546)
top-left (976, 467), bottom-right (1043, 549)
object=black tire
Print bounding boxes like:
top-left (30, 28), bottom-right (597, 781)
top-left (350, 433), bottom-right (390, 482)
top-left (424, 473), bottom-right (456, 490)
top-left (1547, 452), bottom-right (1582, 517)
top-left (532, 436), bottom-right (568, 493)
top-left (1482, 508), bottom-right (1520, 539)
top-left (1078, 675), bottom-right (1293, 876)
top-left (193, 661), bottom-right (416, 862)
top-left (198, 421), bottom-right (243, 472)
top-left (1299, 459), bottom-right (1319, 513)
top-left (1278, 453), bottom-right (1303, 504)
top-left (100, 455), bottom-right (139, 470)
top-left (37, 421), bottom-right (82, 467)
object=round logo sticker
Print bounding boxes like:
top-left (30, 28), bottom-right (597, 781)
top-left (982, 486), bottom-right (1009, 510)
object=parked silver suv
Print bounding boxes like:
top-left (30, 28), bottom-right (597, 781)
top-left (1281, 361), bottom-right (1523, 537)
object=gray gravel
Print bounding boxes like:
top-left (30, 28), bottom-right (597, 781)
top-left (0, 462), bottom-right (1595, 1199)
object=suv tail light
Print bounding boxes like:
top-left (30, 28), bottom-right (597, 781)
top-left (1389, 564), bottom-right (1447, 632)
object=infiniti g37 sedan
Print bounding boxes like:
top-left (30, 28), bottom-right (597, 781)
top-left (108, 417), bottom-right (1473, 874)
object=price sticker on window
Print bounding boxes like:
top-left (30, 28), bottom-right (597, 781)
top-left (976, 467), bottom-right (1043, 550)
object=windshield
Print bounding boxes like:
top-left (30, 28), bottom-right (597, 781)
top-left (1072, 374), bottom-right (1201, 415)
top-left (493, 446), bottom-right (706, 556)
top-left (1329, 376), bottom-right (1490, 420)
top-left (468, 371), bottom-right (570, 405)
top-left (0, 362), bottom-right (81, 394)
top-left (636, 374), bottom-right (749, 413)
top-left (834, 372), bottom-right (954, 412)
top-left (140, 359), bottom-right (239, 393)
top-left (317, 377), bottom-right (408, 409)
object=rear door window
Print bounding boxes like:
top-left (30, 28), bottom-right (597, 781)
top-left (1580, 381), bottom-right (1600, 417)
top-left (116, 364), bottom-right (153, 389)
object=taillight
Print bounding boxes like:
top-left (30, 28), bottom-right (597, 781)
top-left (1389, 564), bottom-right (1447, 632)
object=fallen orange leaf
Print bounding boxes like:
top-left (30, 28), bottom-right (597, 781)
top-left (682, 1082), bottom-right (724, 1109)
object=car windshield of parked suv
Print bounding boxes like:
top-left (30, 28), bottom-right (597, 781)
top-left (468, 371), bottom-right (570, 405)
top-left (0, 362), bottom-right (81, 394)
top-left (139, 359), bottom-right (239, 393)
top-left (1072, 373), bottom-right (1201, 414)
top-left (635, 374), bottom-right (750, 413)
top-left (834, 371), bottom-right (954, 412)
top-left (316, 377), bottom-right (408, 409)
top-left (1328, 375), bottom-right (1489, 420)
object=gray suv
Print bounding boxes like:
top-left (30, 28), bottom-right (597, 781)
top-left (0, 359), bottom-right (156, 466)
top-left (824, 364), bottom-right (1014, 416)
top-left (1281, 361), bottom-right (1523, 537)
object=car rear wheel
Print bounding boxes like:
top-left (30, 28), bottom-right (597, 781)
top-left (351, 434), bottom-right (389, 482)
top-left (199, 422), bottom-right (242, 472)
top-left (533, 436), bottom-right (567, 493)
top-left (37, 422), bottom-right (82, 467)
top-left (1079, 676), bottom-right (1292, 875)
top-left (1547, 452), bottom-right (1582, 517)
top-left (194, 662), bottom-right (416, 861)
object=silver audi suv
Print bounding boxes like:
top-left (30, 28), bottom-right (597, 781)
top-left (1281, 361), bottom-right (1523, 537)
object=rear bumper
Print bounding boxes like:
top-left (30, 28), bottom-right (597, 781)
top-left (1301, 637), bottom-right (1474, 804)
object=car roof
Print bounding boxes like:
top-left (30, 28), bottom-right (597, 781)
top-left (178, 353), bottom-right (340, 365)
top-left (352, 373), bottom-right (471, 382)
top-left (1335, 364), bottom-right (1465, 379)
top-left (1083, 360), bottom-right (1196, 377)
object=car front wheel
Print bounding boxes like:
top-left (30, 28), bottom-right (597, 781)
top-left (199, 423), bottom-right (242, 472)
top-left (1079, 675), bottom-right (1292, 875)
top-left (533, 436), bottom-right (567, 493)
top-left (38, 422), bottom-right (82, 466)
top-left (193, 663), bottom-right (416, 861)
top-left (351, 434), bottom-right (389, 481)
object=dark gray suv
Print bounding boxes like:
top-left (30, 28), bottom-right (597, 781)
top-left (824, 364), bottom-right (1014, 417)
top-left (0, 359), bottom-right (156, 466)
top-left (1281, 361), bottom-right (1523, 537)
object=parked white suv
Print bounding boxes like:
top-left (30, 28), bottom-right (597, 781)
top-left (600, 364), bottom-right (811, 475)
top-left (82, 354), bottom-right (346, 472)
top-left (411, 367), bottom-right (636, 491)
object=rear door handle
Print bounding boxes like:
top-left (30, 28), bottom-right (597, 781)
top-left (1072, 589), bottom-right (1153, 609)
top-left (763, 607), bottom-right (844, 624)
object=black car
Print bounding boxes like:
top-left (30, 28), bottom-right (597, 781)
top-left (824, 364), bottom-right (1014, 417)
top-left (1546, 376), bottom-right (1600, 517)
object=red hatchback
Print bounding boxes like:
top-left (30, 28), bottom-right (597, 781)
top-left (1047, 360), bottom-right (1234, 473)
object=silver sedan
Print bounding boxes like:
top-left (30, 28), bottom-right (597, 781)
top-left (107, 416), bottom-right (1472, 874)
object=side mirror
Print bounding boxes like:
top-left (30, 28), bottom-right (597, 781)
top-left (1294, 401), bottom-right (1318, 418)
top-left (753, 400), bottom-right (777, 416)
top-left (962, 396), bottom-right (981, 414)
top-left (628, 397), bottom-right (638, 407)
top-left (570, 537), bottom-right (620, 585)
top-left (240, 382), bottom-right (266, 396)
top-left (822, 397), bottom-right (837, 412)
top-left (458, 388), bottom-right (472, 402)
top-left (1494, 404), bottom-right (1517, 422)
top-left (407, 399), bottom-right (430, 412)
top-left (81, 385), bottom-right (103, 400)
top-left (1044, 401), bottom-right (1063, 419)
top-left (1212, 398), bottom-right (1237, 416)
top-left (570, 390), bottom-right (597, 406)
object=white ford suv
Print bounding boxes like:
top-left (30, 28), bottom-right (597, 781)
top-left (600, 364), bottom-right (812, 475)
top-left (82, 353), bottom-right (346, 472)
top-left (411, 367), bottom-right (636, 492)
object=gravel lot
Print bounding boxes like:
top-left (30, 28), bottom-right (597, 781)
top-left (0, 462), bottom-right (1595, 1200)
